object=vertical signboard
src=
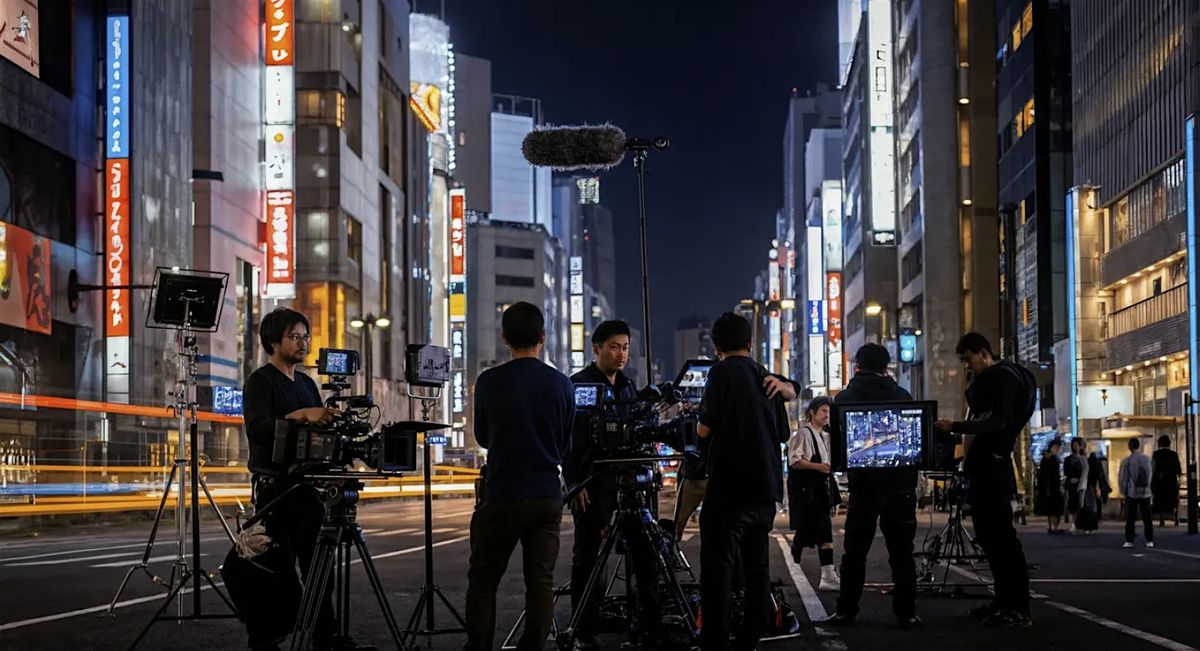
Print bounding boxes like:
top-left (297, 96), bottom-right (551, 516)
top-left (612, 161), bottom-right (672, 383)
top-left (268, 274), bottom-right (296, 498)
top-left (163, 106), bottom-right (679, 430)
top-left (826, 272), bottom-right (844, 389)
top-left (105, 14), bottom-right (131, 402)
top-left (449, 188), bottom-right (467, 424)
top-left (867, 0), bottom-right (896, 245)
top-left (569, 255), bottom-right (585, 372)
top-left (263, 0), bottom-right (295, 299)
top-left (821, 181), bottom-right (843, 271)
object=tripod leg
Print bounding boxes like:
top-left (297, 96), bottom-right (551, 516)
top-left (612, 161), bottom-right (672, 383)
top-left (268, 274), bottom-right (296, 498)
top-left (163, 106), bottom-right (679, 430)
top-left (127, 569), bottom-right (189, 651)
top-left (197, 472), bottom-right (239, 546)
top-left (292, 532), bottom-right (339, 651)
top-left (352, 531), bottom-right (407, 649)
top-left (635, 516), bottom-right (697, 637)
top-left (563, 516), bottom-right (622, 637)
top-left (108, 464), bottom-right (180, 615)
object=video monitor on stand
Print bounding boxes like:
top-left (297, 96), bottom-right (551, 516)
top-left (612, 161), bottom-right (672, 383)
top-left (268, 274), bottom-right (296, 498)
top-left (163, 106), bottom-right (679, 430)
top-left (832, 401), bottom-right (938, 471)
top-left (672, 358), bottom-right (716, 405)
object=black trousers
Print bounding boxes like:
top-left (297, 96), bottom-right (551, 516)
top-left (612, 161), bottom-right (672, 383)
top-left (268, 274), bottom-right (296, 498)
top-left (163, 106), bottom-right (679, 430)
top-left (570, 491), bottom-right (662, 638)
top-left (968, 459), bottom-right (1030, 615)
top-left (699, 500), bottom-right (775, 651)
top-left (836, 479), bottom-right (917, 619)
top-left (252, 477), bottom-right (334, 642)
top-left (1125, 497), bottom-right (1154, 543)
top-left (465, 497), bottom-right (563, 651)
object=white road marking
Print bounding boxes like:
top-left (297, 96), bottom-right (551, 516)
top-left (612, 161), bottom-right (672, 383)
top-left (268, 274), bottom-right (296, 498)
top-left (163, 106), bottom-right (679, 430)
top-left (7, 551), bottom-right (142, 567)
top-left (0, 582), bottom-right (223, 632)
top-left (371, 527), bottom-right (421, 537)
top-left (430, 527), bottom-right (459, 534)
top-left (362, 535), bottom-right (470, 562)
top-left (91, 553), bottom-right (207, 568)
top-left (773, 534), bottom-right (847, 651)
top-left (1, 537), bottom-right (227, 562)
top-left (1148, 547), bottom-right (1200, 561)
top-left (945, 564), bottom-right (1197, 651)
top-left (1030, 578), bottom-right (1200, 584)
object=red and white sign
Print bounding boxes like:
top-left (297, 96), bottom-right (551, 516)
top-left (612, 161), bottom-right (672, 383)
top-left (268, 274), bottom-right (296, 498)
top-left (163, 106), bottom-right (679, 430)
top-left (265, 190), bottom-right (295, 294)
top-left (106, 159), bottom-right (131, 337)
top-left (450, 189), bottom-right (465, 277)
top-left (265, 0), bottom-right (293, 65)
top-left (826, 272), bottom-right (842, 344)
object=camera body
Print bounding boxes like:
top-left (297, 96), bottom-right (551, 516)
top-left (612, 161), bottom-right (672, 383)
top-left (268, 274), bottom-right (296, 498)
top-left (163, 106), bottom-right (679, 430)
top-left (257, 348), bottom-right (417, 476)
top-left (573, 382), bottom-right (699, 459)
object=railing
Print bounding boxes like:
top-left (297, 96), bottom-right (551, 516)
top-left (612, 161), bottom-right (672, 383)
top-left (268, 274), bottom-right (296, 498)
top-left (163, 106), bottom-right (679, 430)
top-left (1108, 283), bottom-right (1187, 338)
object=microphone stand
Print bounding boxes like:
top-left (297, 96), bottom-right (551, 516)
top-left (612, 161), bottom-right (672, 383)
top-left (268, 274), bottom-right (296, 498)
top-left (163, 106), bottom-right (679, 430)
top-left (627, 137), bottom-right (669, 386)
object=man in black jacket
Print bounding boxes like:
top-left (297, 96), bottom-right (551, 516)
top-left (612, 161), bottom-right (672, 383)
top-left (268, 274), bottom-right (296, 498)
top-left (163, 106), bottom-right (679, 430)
top-left (935, 333), bottom-right (1036, 628)
top-left (565, 320), bottom-right (661, 647)
top-left (697, 312), bottom-right (791, 651)
top-left (823, 344), bottom-right (921, 630)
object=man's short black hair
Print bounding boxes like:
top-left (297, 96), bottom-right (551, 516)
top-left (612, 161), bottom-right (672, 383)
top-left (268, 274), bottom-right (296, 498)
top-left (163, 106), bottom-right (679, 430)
top-left (955, 332), bottom-right (994, 357)
top-left (1158, 434), bottom-right (1171, 448)
top-left (592, 320), bottom-right (631, 346)
top-left (711, 312), bottom-right (752, 353)
top-left (854, 343), bottom-right (890, 374)
top-left (1129, 437), bottom-right (1140, 450)
top-left (260, 307), bottom-right (310, 355)
top-left (502, 302), bottom-right (545, 350)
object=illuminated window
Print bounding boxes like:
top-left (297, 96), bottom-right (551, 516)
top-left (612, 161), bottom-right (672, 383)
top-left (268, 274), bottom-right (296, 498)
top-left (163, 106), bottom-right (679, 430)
top-left (1022, 3), bottom-right (1033, 38)
top-left (1022, 298), bottom-right (1031, 326)
top-left (1023, 97), bottom-right (1035, 130)
top-left (345, 213), bottom-right (362, 264)
top-left (1011, 22), bottom-right (1022, 51)
top-left (1019, 198), bottom-right (1028, 225)
top-left (298, 90), bottom-right (345, 128)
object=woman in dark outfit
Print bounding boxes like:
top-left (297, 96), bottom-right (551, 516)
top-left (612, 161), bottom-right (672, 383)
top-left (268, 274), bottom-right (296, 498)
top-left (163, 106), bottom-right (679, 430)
top-left (1152, 435), bottom-right (1182, 526)
top-left (1063, 437), bottom-right (1086, 526)
top-left (1035, 439), bottom-right (1065, 534)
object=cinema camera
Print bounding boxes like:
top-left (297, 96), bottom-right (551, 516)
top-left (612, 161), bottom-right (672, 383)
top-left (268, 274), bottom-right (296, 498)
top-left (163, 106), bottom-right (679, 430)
top-left (574, 383), bottom-right (698, 457)
top-left (261, 348), bottom-right (417, 477)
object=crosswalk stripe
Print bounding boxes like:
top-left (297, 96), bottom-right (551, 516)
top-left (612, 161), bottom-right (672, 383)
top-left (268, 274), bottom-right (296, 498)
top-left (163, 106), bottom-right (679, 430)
top-left (90, 553), bottom-right (207, 569)
top-left (7, 551), bottom-right (143, 567)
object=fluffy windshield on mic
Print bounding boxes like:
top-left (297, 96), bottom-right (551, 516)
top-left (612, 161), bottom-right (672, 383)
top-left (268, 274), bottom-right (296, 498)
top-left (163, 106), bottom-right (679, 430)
top-left (521, 124), bottom-right (627, 171)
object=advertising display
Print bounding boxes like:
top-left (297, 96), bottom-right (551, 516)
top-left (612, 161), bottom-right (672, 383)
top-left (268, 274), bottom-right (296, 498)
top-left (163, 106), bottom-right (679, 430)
top-left (105, 14), bottom-right (131, 402)
top-left (867, 0), bottom-right (896, 244)
top-left (0, 0), bottom-right (38, 78)
top-left (0, 220), bottom-right (50, 335)
top-left (263, 0), bottom-right (295, 299)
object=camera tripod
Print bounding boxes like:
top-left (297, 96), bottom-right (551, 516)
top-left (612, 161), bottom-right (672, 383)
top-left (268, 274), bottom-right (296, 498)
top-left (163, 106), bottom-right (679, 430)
top-left (555, 461), bottom-right (699, 650)
top-left (915, 477), bottom-right (991, 597)
top-left (269, 477), bottom-right (407, 650)
top-left (107, 270), bottom-right (240, 649)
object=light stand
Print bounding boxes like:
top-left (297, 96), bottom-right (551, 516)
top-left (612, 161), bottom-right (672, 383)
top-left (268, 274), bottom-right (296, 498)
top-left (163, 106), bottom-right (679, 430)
top-left (105, 269), bottom-right (239, 648)
top-left (400, 382), bottom-right (462, 646)
top-left (627, 137), bottom-right (669, 385)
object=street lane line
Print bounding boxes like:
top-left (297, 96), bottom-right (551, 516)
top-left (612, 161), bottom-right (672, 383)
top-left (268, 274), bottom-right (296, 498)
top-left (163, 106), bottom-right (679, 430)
top-left (1, 536), bottom-right (228, 562)
top-left (7, 551), bottom-right (142, 567)
top-left (430, 527), bottom-right (459, 534)
top-left (91, 553), bottom-right (208, 568)
top-left (1040, 599), bottom-right (1199, 651)
top-left (1149, 548), bottom-right (1200, 561)
top-left (773, 534), bottom-right (847, 651)
top-left (360, 535), bottom-right (470, 562)
top-left (0, 582), bottom-right (222, 632)
top-left (372, 527), bottom-right (420, 537)
top-left (1030, 578), bottom-right (1200, 583)
top-left (945, 564), bottom-right (1198, 651)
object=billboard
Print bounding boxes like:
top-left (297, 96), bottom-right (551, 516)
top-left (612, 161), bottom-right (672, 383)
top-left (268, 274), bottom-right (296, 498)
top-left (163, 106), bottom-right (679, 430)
top-left (450, 189), bottom-right (466, 279)
top-left (807, 299), bottom-right (824, 335)
top-left (264, 190), bottom-right (294, 293)
top-left (0, 0), bottom-right (38, 78)
top-left (265, 0), bottom-right (293, 65)
top-left (0, 220), bottom-right (50, 335)
top-left (826, 272), bottom-right (844, 389)
top-left (105, 13), bottom-right (131, 402)
top-left (867, 0), bottom-right (896, 243)
top-left (821, 181), bottom-right (843, 271)
top-left (105, 15), bottom-right (128, 157)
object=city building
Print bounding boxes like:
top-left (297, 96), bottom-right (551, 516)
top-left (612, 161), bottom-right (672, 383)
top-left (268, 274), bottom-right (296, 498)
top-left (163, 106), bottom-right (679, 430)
top-left (1061, 0), bottom-right (1192, 464)
top-left (800, 126), bottom-right (845, 394)
top-left (674, 317), bottom-right (714, 372)
top-left (837, 0), bottom-right (898, 372)
top-left (491, 94), bottom-right (552, 229)
top-left (995, 0), bottom-right (1072, 368)
top-left (552, 175), bottom-right (618, 374)
top-left (453, 54), bottom-right (492, 214)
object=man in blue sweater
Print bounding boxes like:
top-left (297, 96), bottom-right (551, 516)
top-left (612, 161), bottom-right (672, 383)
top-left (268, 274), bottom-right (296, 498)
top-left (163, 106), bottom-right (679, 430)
top-left (465, 302), bottom-right (575, 651)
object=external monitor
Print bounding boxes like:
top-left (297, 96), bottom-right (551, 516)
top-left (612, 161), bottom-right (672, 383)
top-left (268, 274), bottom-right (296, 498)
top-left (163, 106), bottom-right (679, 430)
top-left (834, 401), bottom-right (937, 471)
top-left (672, 358), bottom-right (716, 404)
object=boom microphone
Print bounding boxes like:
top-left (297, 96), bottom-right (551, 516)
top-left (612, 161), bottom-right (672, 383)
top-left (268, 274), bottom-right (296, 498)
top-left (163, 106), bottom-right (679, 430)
top-left (521, 124), bottom-right (628, 171)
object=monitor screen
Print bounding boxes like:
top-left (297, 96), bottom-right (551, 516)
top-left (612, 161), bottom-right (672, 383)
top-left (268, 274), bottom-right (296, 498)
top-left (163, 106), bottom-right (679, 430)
top-left (673, 359), bottom-right (715, 404)
top-left (574, 384), bottom-right (602, 409)
top-left (840, 402), bottom-right (935, 470)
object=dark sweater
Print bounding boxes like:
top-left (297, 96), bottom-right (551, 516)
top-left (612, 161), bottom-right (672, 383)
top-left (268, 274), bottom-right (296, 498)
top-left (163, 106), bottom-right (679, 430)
top-left (952, 361), bottom-right (1036, 471)
top-left (474, 357), bottom-right (575, 501)
top-left (243, 363), bottom-right (322, 476)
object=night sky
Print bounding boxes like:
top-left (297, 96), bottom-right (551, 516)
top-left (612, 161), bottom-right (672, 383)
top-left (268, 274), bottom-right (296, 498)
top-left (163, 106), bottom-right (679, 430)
top-left (445, 0), bottom-right (839, 372)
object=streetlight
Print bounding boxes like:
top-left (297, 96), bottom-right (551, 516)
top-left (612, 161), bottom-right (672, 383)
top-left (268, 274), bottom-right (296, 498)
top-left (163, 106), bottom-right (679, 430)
top-left (349, 313), bottom-right (390, 394)
top-left (864, 301), bottom-right (888, 344)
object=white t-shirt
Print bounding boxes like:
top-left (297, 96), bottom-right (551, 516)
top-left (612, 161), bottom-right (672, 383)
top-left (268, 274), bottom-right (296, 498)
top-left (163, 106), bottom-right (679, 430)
top-left (787, 424), bottom-right (831, 469)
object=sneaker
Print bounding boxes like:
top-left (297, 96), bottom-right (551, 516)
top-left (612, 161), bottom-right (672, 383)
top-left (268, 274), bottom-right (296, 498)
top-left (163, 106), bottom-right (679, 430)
top-left (1146, 542), bottom-right (1155, 548)
top-left (820, 612), bottom-right (857, 627)
top-left (1122, 542), bottom-right (1134, 548)
top-left (967, 601), bottom-right (1001, 620)
top-left (819, 575), bottom-right (841, 591)
top-left (982, 610), bottom-right (1033, 628)
top-left (897, 615), bottom-right (923, 631)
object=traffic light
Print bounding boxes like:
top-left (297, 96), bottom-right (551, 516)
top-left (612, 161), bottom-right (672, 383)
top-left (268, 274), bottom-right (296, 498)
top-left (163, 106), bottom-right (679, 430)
top-left (899, 329), bottom-right (917, 364)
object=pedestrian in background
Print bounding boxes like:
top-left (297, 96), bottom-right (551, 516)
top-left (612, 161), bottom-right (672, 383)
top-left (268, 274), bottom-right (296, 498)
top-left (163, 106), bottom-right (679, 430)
top-left (1034, 439), bottom-right (1065, 534)
top-left (1152, 435), bottom-right (1182, 527)
top-left (787, 396), bottom-right (840, 591)
top-left (1119, 437), bottom-right (1154, 549)
top-left (1064, 438), bottom-right (1088, 531)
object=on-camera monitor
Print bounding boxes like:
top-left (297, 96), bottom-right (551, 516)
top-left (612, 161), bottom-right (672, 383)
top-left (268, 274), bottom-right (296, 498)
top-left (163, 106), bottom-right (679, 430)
top-left (574, 383), bottom-right (603, 409)
top-left (673, 359), bottom-right (716, 404)
top-left (318, 348), bottom-right (360, 376)
top-left (838, 401), bottom-right (936, 470)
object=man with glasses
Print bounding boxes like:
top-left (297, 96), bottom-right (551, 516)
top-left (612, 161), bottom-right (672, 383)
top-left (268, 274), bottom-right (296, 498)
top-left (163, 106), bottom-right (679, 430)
top-left (240, 307), bottom-right (342, 649)
top-left (934, 333), bottom-right (1038, 628)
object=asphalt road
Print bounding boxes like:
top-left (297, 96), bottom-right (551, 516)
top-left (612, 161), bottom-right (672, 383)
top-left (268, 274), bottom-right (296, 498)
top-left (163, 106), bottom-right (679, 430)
top-left (1, 495), bottom-right (1198, 650)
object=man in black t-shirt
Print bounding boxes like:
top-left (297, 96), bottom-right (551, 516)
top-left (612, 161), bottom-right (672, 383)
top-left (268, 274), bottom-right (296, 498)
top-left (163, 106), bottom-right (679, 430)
top-left (238, 308), bottom-right (341, 649)
top-left (465, 302), bottom-right (574, 651)
top-left (697, 312), bottom-right (791, 651)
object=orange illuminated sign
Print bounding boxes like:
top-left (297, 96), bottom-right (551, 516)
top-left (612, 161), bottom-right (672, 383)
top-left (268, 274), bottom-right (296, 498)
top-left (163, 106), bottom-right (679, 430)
top-left (106, 159), bottom-right (131, 337)
top-left (450, 190), bottom-right (465, 276)
top-left (265, 0), bottom-right (293, 65)
top-left (0, 220), bottom-right (51, 335)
